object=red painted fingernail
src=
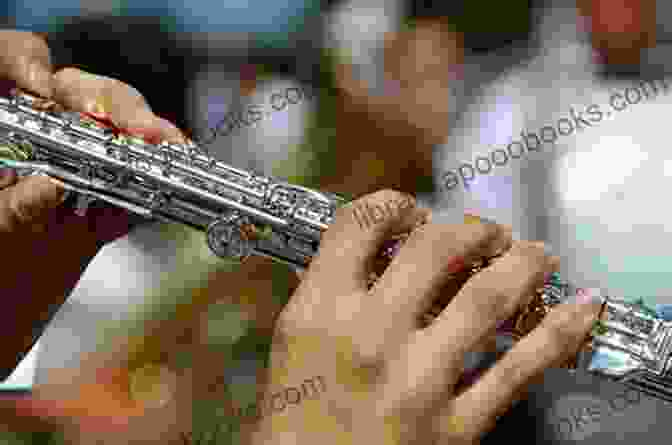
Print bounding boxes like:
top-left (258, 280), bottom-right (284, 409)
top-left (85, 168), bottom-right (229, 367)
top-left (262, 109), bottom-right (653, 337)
top-left (83, 111), bottom-right (113, 124)
top-left (123, 125), bottom-right (165, 144)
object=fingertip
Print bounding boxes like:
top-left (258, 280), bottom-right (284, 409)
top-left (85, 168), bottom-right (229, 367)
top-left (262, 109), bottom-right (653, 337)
top-left (35, 175), bottom-right (67, 207)
top-left (9, 175), bottom-right (67, 224)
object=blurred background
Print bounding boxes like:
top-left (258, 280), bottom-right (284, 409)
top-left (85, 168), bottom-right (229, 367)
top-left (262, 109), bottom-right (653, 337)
top-left (1, 0), bottom-right (672, 444)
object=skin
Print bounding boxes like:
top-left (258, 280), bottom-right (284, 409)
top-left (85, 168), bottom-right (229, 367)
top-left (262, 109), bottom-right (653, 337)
top-left (189, 5), bottom-right (649, 444)
top-left (0, 11), bottom-right (607, 443)
top-left (250, 190), bottom-right (600, 445)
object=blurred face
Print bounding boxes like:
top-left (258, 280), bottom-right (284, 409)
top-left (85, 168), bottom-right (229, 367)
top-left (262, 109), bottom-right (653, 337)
top-left (577, 0), bottom-right (657, 65)
top-left (336, 18), bottom-right (464, 146)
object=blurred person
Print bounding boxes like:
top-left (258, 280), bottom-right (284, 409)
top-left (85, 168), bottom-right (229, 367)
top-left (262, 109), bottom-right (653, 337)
top-left (0, 1), bottom-right (642, 445)
top-left (437, 0), bottom-right (668, 303)
top-left (250, 0), bottom-right (672, 443)
top-left (427, 0), bottom-right (672, 441)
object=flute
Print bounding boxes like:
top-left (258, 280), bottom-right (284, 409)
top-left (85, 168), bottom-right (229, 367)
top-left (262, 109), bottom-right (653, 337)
top-left (0, 89), bottom-right (348, 270)
top-left (1, 89), bottom-right (671, 400)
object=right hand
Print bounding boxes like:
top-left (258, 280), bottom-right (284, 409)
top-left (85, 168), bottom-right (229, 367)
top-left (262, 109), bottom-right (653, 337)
top-left (250, 189), bottom-right (600, 445)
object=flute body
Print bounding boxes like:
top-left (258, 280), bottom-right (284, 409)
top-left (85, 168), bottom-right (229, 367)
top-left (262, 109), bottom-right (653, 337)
top-left (0, 90), bottom-right (346, 270)
top-left (2, 90), bottom-right (672, 400)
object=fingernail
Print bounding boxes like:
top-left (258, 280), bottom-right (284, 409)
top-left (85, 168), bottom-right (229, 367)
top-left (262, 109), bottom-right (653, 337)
top-left (46, 177), bottom-right (69, 203)
top-left (26, 62), bottom-right (52, 98)
top-left (568, 288), bottom-right (603, 305)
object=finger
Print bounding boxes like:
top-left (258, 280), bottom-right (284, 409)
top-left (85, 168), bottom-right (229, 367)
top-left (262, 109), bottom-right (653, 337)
top-left (0, 30), bottom-right (53, 98)
top-left (306, 189), bottom-right (430, 295)
top-left (433, 242), bottom-right (557, 372)
top-left (0, 175), bottom-right (66, 234)
top-left (51, 67), bottom-right (185, 144)
top-left (384, 241), bottom-right (557, 407)
top-left (445, 292), bottom-right (601, 440)
top-left (371, 215), bottom-right (512, 334)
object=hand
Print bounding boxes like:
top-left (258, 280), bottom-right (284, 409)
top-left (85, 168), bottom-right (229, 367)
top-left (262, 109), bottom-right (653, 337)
top-left (250, 190), bottom-right (600, 445)
top-left (0, 30), bottom-right (186, 375)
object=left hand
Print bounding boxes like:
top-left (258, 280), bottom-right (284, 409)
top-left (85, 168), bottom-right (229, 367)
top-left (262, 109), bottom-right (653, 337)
top-left (250, 191), bottom-right (600, 445)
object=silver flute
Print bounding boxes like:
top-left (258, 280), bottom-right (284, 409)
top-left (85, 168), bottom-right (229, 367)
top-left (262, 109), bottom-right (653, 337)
top-left (1, 90), bottom-right (672, 400)
top-left (519, 278), bottom-right (672, 402)
top-left (0, 90), bottom-right (347, 271)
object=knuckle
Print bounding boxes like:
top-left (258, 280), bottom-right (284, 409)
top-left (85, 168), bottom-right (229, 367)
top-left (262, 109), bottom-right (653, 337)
top-left (462, 220), bottom-right (499, 249)
top-left (462, 270), bottom-right (530, 322)
top-left (341, 189), bottom-right (420, 230)
top-left (52, 67), bottom-right (99, 93)
top-left (12, 54), bottom-right (32, 72)
top-left (404, 221), bottom-right (433, 242)
top-left (410, 221), bottom-right (498, 266)
top-left (352, 340), bottom-right (387, 365)
top-left (512, 241), bottom-right (548, 262)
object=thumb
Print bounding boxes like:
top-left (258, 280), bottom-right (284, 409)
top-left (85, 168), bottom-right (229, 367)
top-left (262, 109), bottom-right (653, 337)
top-left (0, 176), bottom-right (66, 233)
